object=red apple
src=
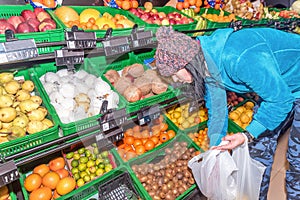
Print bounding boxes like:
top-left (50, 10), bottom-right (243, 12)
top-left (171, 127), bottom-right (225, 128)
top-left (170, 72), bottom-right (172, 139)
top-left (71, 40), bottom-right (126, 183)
top-left (129, 8), bottom-right (138, 15)
top-left (17, 22), bottom-right (34, 33)
top-left (169, 19), bottom-right (176, 25)
top-left (0, 21), bottom-right (16, 34)
top-left (158, 12), bottom-right (166, 19)
top-left (36, 11), bottom-right (51, 22)
top-left (173, 12), bottom-right (182, 19)
top-left (136, 12), bottom-right (142, 18)
top-left (152, 14), bottom-right (159, 20)
top-left (187, 18), bottom-right (194, 23)
top-left (27, 18), bottom-right (40, 32)
top-left (34, 8), bottom-right (44, 16)
top-left (7, 16), bottom-right (25, 29)
top-left (38, 18), bottom-right (56, 32)
top-left (21, 10), bottom-right (36, 20)
top-left (140, 13), bottom-right (150, 21)
top-left (167, 13), bottom-right (175, 19)
top-left (153, 19), bottom-right (162, 25)
top-left (161, 18), bottom-right (170, 26)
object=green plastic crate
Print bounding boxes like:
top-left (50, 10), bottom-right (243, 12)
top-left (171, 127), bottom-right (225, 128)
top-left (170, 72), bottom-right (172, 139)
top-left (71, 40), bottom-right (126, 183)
top-left (127, 6), bottom-right (197, 33)
top-left (101, 52), bottom-right (180, 113)
top-left (31, 60), bottom-right (127, 136)
top-left (0, 69), bottom-right (59, 159)
top-left (128, 133), bottom-right (201, 199)
top-left (48, 6), bottom-right (146, 42)
top-left (0, 5), bottom-right (64, 54)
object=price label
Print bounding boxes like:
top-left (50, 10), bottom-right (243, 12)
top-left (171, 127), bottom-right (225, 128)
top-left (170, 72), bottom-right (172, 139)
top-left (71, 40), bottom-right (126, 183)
top-left (99, 108), bottom-right (127, 132)
top-left (137, 105), bottom-right (160, 126)
top-left (55, 49), bottom-right (84, 67)
top-left (0, 160), bottom-right (20, 187)
top-left (130, 29), bottom-right (153, 48)
top-left (66, 31), bottom-right (97, 49)
top-left (102, 36), bottom-right (130, 56)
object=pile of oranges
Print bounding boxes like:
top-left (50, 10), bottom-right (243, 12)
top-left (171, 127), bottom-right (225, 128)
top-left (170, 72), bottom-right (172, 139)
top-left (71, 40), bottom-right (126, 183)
top-left (117, 116), bottom-right (176, 161)
top-left (105, 0), bottom-right (139, 10)
top-left (24, 157), bottom-right (76, 200)
top-left (176, 0), bottom-right (203, 13)
top-left (32, 0), bottom-right (56, 8)
top-left (66, 17), bottom-right (99, 30)
top-left (202, 12), bottom-right (237, 22)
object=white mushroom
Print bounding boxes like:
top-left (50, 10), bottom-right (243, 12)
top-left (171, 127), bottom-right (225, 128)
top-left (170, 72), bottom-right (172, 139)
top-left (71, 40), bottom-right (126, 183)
top-left (44, 72), bottom-right (60, 83)
top-left (60, 97), bottom-right (76, 110)
top-left (84, 74), bottom-right (97, 88)
top-left (74, 70), bottom-right (89, 80)
top-left (56, 69), bottom-right (69, 77)
top-left (106, 91), bottom-right (119, 109)
top-left (49, 91), bottom-right (65, 104)
top-left (60, 83), bottom-right (75, 98)
top-left (43, 82), bottom-right (56, 94)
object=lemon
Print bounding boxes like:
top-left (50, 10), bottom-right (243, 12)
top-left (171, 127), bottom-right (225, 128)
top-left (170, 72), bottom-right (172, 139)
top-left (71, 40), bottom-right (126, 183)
top-left (240, 113), bottom-right (251, 124)
top-left (245, 101), bottom-right (255, 109)
top-left (198, 110), bottom-right (206, 117)
top-left (77, 178), bottom-right (85, 187)
top-left (229, 111), bottom-right (239, 120)
top-left (80, 8), bottom-right (100, 24)
top-left (175, 107), bottom-right (182, 112)
top-left (236, 106), bottom-right (246, 113)
top-left (172, 111), bottom-right (181, 119)
top-left (181, 121), bottom-right (190, 129)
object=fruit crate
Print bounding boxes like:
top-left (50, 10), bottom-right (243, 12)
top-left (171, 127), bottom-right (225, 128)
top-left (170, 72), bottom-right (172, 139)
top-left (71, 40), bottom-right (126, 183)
top-left (30, 60), bottom-right (127, 136)
top-left (197, 8), bottom-right (240, 35)
top-left (128, 133), bottom-right (202, 200)
top-left (116, 115), bottom-right (179, 163)
top-left (0, 69), bottom-right (59, 159)
top-left (101, 52), bottom-right (180, 114)
top-left (127, 6), bottom-right (197, 33)
top-left (48, 6), bottom-right (147, 43)
top-left (134, 49), bottom-right (156, 69)
top-left (182, 187), bottom-right (207, 200)
top-left (0, 5), bottom-right (64, 54)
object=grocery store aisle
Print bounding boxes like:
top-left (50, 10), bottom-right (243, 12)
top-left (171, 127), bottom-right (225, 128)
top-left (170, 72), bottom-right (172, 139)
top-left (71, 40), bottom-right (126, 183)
top-left (267, 128), bottom-right (290, 200)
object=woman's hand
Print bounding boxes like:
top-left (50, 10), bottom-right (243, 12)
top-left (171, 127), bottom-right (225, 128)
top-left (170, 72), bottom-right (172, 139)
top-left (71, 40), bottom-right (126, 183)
top-left (212, 132), bottom-right (246, 150)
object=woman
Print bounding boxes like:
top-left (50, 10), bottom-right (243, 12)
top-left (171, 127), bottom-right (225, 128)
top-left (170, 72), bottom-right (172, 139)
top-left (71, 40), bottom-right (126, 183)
top-left (155, 26), bottom-right (300, 199)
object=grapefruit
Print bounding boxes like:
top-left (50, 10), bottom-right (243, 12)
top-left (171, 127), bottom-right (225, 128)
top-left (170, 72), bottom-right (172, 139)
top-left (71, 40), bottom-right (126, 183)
top-left (80, 9), bottom-right (100, 24)
top-left (54, 6), bottom-right (79, 24)
top-left (24, 173), bottom-right (42, 192)
top-left (56, 177), bottom-right (76, 195)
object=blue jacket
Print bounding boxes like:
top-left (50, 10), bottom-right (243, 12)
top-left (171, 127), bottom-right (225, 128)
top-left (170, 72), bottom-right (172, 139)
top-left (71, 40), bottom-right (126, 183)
top-left (197, 28), bottom-right (300, 146)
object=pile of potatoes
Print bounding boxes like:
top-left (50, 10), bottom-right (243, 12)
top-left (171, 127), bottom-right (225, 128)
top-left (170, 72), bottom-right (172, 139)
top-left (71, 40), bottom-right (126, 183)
top-left (0, 72), bottom-right (54, 144)
top-left (105, 63), bottom-right (169, 102)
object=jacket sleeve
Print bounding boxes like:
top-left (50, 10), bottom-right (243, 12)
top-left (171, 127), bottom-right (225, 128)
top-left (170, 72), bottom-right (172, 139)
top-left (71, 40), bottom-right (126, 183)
top-left (228, 43), bottom-right (294, 138)
top-left (205, 79), bottom-right (228, 146)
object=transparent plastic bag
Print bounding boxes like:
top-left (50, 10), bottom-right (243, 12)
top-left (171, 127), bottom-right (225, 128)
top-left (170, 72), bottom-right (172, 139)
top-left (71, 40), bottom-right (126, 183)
top-left (188, 140), bottom-right (266, 200)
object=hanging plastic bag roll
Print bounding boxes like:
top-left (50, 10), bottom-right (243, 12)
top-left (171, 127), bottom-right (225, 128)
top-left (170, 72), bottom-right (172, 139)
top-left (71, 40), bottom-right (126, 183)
top-left (188, 139), bottom-right (266, 200)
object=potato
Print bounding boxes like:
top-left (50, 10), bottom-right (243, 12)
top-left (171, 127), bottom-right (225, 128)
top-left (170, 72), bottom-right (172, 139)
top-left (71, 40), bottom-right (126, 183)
top-left (123, 85), bottom-right (142, 102)
top-left (152, 79), bottom-right (168, 94)
top-left (105, 70), bottom-right (120, 85)
top-left (122, 63), bottom-right (144, 78)
top-left (134, 76), bottom-right (152, 96)
top-left (115, 77), bottom-right (132, 95)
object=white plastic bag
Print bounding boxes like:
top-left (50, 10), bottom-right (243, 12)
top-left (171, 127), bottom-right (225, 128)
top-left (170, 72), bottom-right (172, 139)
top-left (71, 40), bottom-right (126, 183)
top-left (188, 140), bottom-right (266, 200)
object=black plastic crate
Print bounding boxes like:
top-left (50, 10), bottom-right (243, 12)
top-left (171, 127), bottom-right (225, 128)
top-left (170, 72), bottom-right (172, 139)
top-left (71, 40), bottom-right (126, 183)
top-left (98, 171), bottom-right (139, 200)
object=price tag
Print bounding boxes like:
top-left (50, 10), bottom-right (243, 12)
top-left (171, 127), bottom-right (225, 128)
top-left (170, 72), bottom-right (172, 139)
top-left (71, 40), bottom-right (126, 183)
top-left (65, 31), bottom-right (97, 49)
top-left (99, 108), bottom-right (127, 132)
top-left (0, 39), bottom-right (38, 63)
top-left (137, 105), bottom-right (160, 126)
top-left (102, 36), bottom-right (130, 56)
top-left (130, 29), bottom-right (153, 48)
top-left (55, 49), bottom-right (84, 67)
top-left (0, 160), bottom-right (20, 187)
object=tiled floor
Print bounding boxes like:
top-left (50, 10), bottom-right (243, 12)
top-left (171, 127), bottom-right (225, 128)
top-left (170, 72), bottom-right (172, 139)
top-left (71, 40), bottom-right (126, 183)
top-left (267, 128), bottom-right (290, 200)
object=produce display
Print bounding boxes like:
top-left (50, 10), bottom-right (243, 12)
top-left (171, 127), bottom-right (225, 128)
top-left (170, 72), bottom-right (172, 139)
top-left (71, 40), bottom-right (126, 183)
top-left (227, 91), bottom-right (244, 107)
top-left (30, 0), bottom-right (56, 8)
top-left (64, 144), bottom-right (115, 187)
top-left (39, 69), bottom-right (119, 123)
top-left (201, 9), bottom-right (237, 22)
top-left (223, 0), bottom-right (264, 20)
top-left (229, 101), bottom-right (255, 129)
top-left (0, 8), bottom-right (57, 34)
top-left (117, 116), bottom-right (175, 161)
top-left (129, 5), bottom-right (195, 25)
top-left (176, 0), bottom-right (203, 13)
top-left (131, 141), bottom-right (199, 199)
top-left (244, 92), bottom-right (260, 102)
top-left (23, 157), bottom-right (76, 200)
top-left (165, 103), bottom-right (208, 129)
top-left (105, 64), bottom-right (169, 102)
top-left (0, 72), bottom-right (54, 144)
top-left (263, 8), bottom-right (300, 19)
top-left (54, 6), bottom-right (135, 30)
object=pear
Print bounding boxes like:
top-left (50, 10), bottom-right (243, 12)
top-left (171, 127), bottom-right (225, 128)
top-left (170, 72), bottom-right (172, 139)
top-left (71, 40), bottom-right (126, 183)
top-left (19, 100), bottom-right (39, 113)
top-left (27, 109), bottom-right (46, 121)
top-left (26, 120), bottom-right (47, 134)
top-left (30, 95), bottom-right (43, 106)
top-left (42, 118), bottom-right (54, 128)
top-left (21, 80), bottom-right (34, 92)
top-left (0, 72), bottom-right (14, 84)
top-left (12, 101), bottom-right (20, 108)
top-left (16, 111), bottom-right (26, 117)
top-left (0, 107), bottom-right (17, 123)
top-left (15, 90), bottom-right (31, 101)
top-left (2, 122), bottom-right (12, 129)
top-left (4, 80), bottom-right (20, 94)
top-left (13, 116), bottom-right (29, 128)
top-left (7, 126), bottom-right (26, 141)
top-left (0, 95), bottom-right (13, 108)
top-left (37, 106), bottom-right (48, 117)
top-left (0, 86), bottom-right (5, 95)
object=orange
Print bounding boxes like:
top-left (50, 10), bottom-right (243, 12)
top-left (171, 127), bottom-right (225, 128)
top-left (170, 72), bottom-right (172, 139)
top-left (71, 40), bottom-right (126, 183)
top-left (42, 0), bottom-right (55, 8)
top-left (167, 130), bottom-right (176, 139)
top-left (176, 2), bottom-right (183, 10)
top-left (132, 125), bottom-right (140, 133)
top-left (150, 136), bottom-right (159, 145)
top-left (160, 123), bottom-right (168, 131)
top-left (141, 138), bottom-right (148, 145)
top-left (33, 164), bottom-right (50, 178)
top-left (133, 139), bottom-right (143, 147)
top-left (56, 177), bottom-right (76, 196)
top-left (183, 1), bottom-right (190, 9)
top-left (194, 7), bottom-right (200, 13)
top-left (56, 168), bottom-right (69, 179)
top-left (42, 171), bottom-right (60, 190)
top-left (86, 21), bottom-right (93, 29)
top-left (88, 17), bottom-right (96, 24)
top-left (214, 3), bottom-right (220, 10)
top-left (131, 0), bottom-right (139, 8)
top-left (188, 0), bottom-right (196, 6)
top-left (144, 1), bottom-right (153, 11)
top-left (29, 187), bottom-right (52, 200)
top-left (24, 173), bottom-right (42, 192)
top-left (52, 190), bottom-right (61, 199)
top-left (49, 157), bottom-right (65, 172)
top-left (144, 140), bottom-right (155, 151)
top-left (121, 0), bottom-right (131, 10)
top-left (135, 145), bottom-right (146, 155)
top-left (116, 0), bottom-right (122, 7)
top-left (124, 136), bottom-right (135, 145)
top-left (32, 0), bottom-right (43, 3)
top-left (141, 129), bottom-right (150, 138)
top-left (92, 24), bottom-right (99, 30)
top-left (196, 0), bottom-right (202, 7)
top-left (160, 133), bottom-right (169, 143)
